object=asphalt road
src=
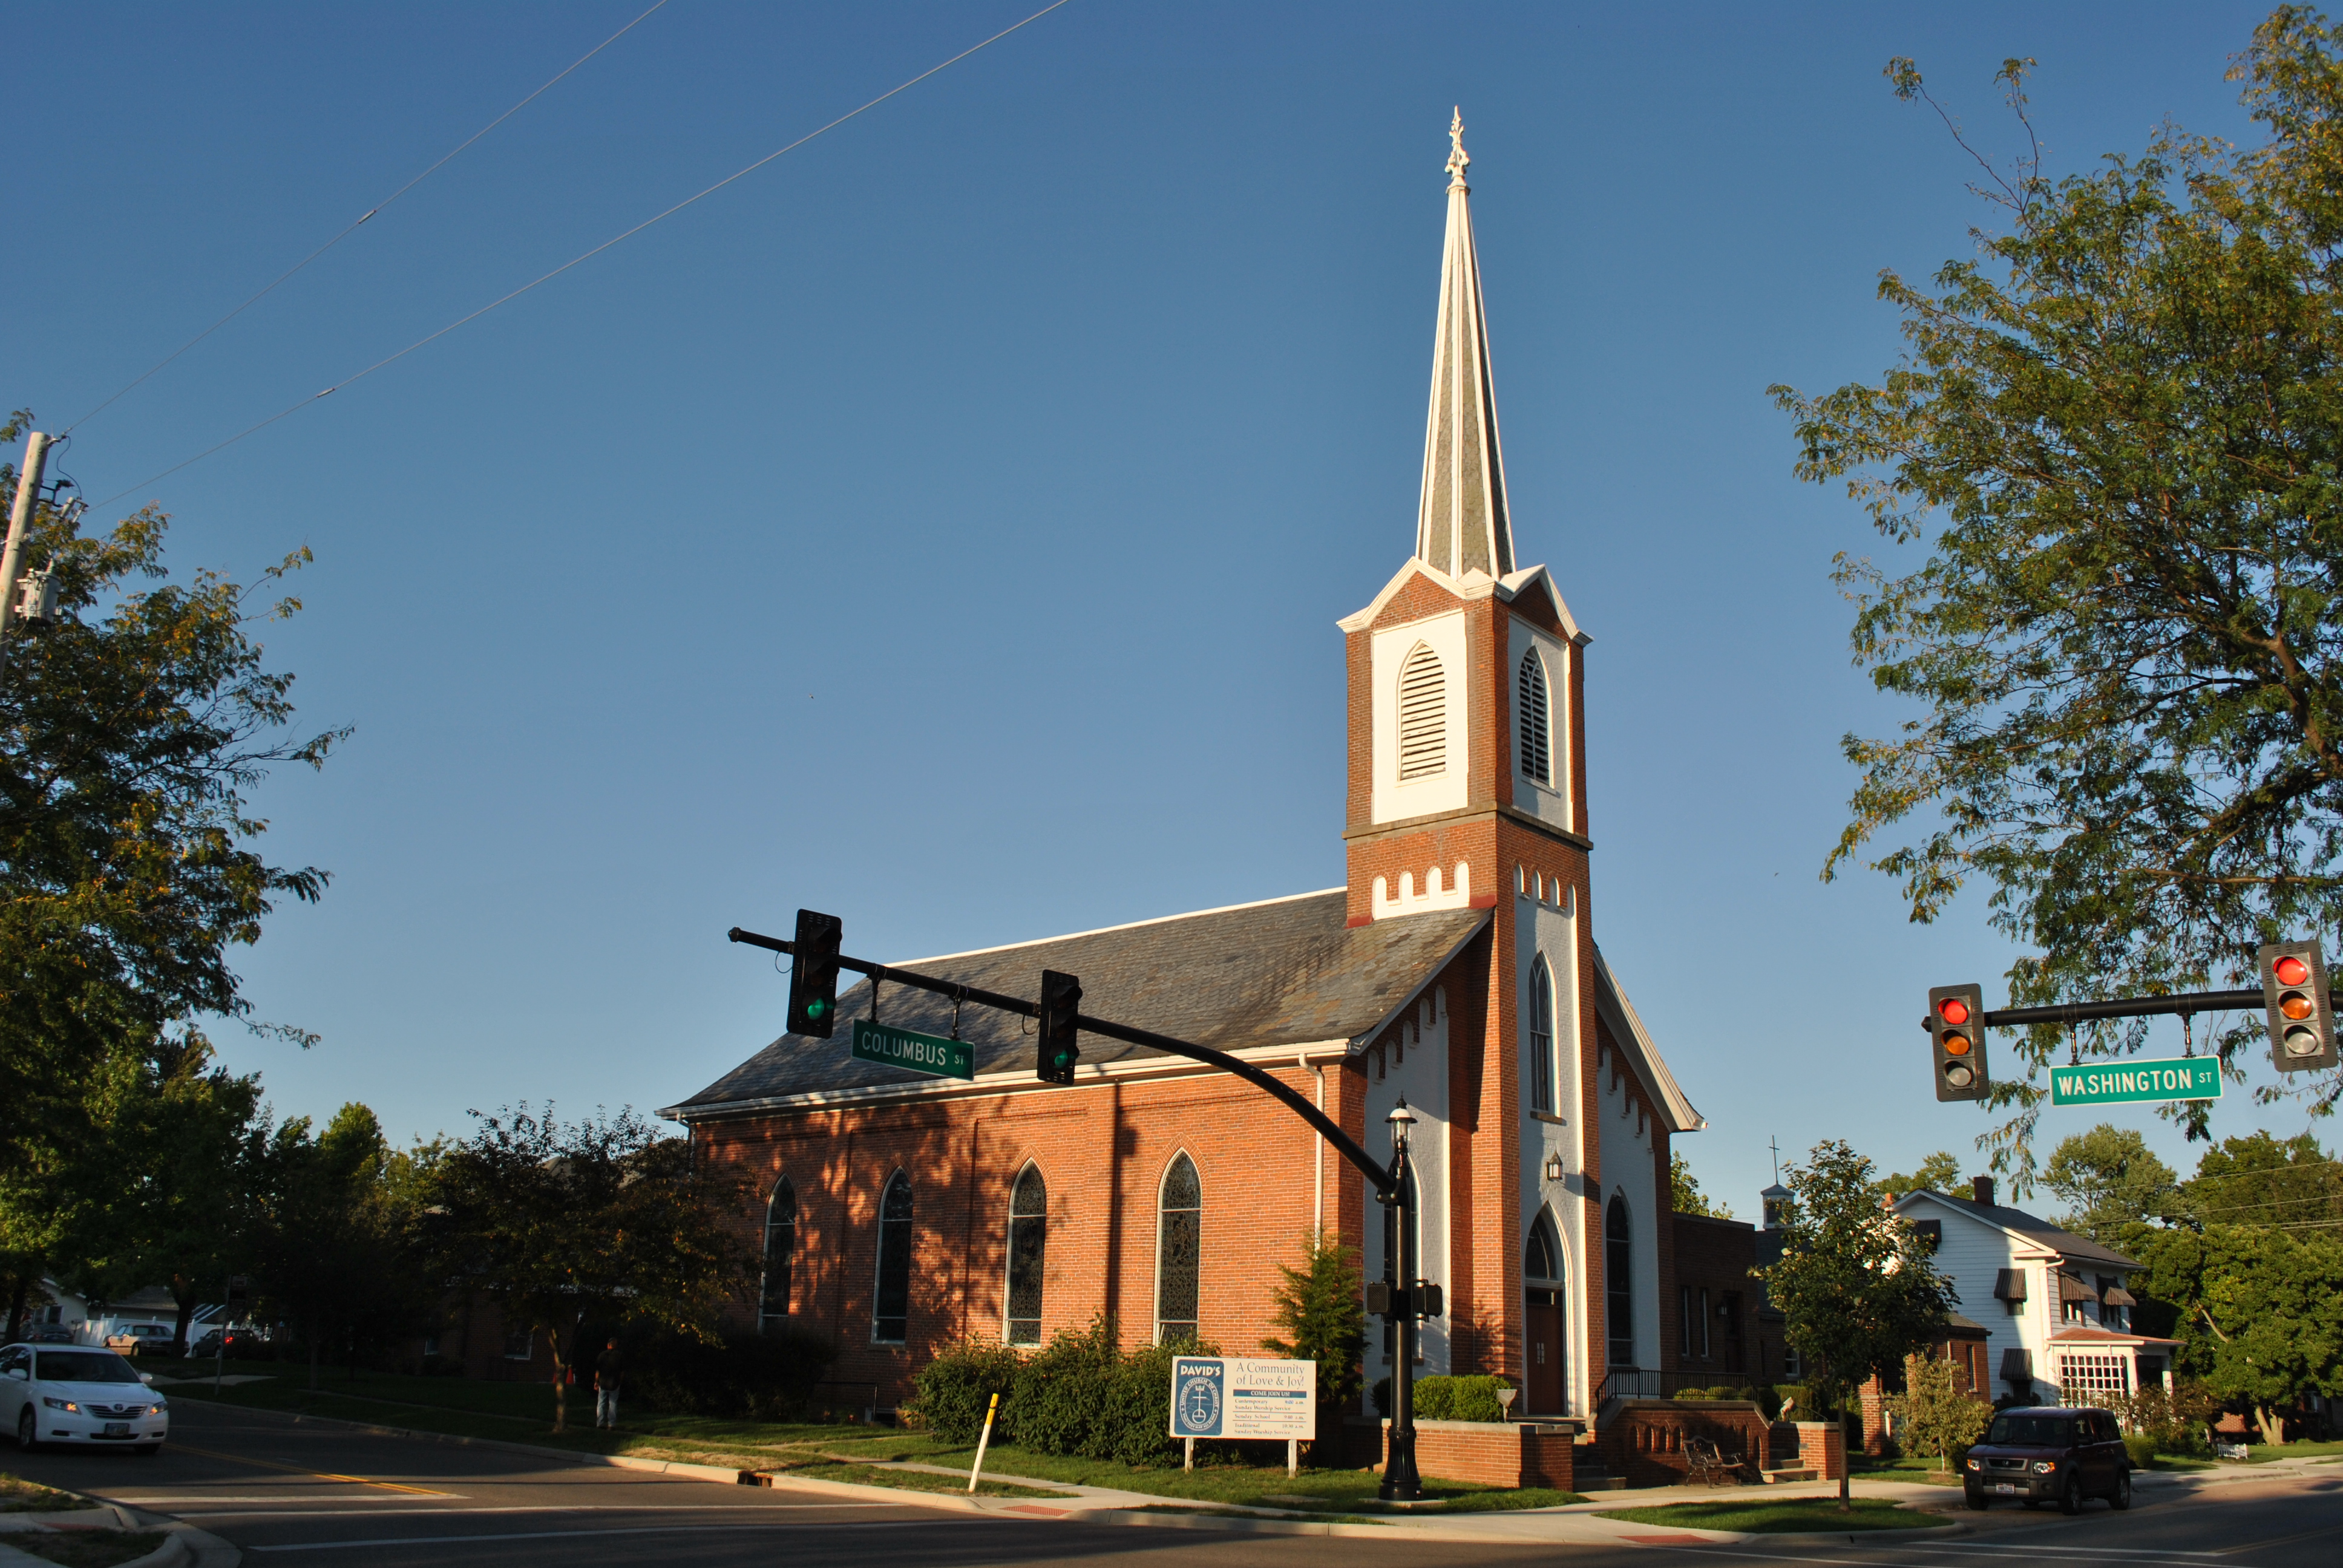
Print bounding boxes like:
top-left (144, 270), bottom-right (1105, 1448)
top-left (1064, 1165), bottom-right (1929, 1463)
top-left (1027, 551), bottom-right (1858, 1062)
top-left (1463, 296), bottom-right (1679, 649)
top-left (1, 1400), bottom-right (2335, 1568)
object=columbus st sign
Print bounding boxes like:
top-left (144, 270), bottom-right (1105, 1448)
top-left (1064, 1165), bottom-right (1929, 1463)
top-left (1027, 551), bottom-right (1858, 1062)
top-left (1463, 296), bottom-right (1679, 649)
top-left (2050, 1056), bottom-right (2221, 1108)
top-left (850, 1019), bottom-right (974, 1082)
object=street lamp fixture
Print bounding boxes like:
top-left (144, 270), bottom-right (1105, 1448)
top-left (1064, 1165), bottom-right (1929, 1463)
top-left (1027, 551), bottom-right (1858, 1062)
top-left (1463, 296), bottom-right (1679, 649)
top-left (1380, 1099), bottom-right (1423, 1502)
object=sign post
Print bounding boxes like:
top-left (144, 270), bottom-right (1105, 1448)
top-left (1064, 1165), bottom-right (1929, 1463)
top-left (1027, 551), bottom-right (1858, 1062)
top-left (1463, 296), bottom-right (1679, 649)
top-left (850, 1019), bottom-right (974, 1082)
top-left (2048, 1057), bottom-right (2221, 1108)
top-left (1168, 1356), bottom-right (1316, 1468)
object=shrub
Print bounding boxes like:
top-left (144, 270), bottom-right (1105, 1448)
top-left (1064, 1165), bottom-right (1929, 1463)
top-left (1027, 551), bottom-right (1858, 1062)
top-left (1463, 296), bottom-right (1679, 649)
top-left (623, 1324), bottom-right (836, 1421)
top-left (911, 1337), bottom-right (1024, 1444)
top-left (1886, 1354), bottom-right (1991, 1470)
top-left (2124, 1432), bottom-right (2158, 1469)
top-left (1107, 1334), bottom-right (1211, 1467)
top-left (1012, 1318), bottom-right (1124, 1458)
top-left (1411, 1374), bottom-right (1516, 1422)
top-left (2111, 1380), bottom-right (2220, 1455)
top-left (1768, 1383), bottom-right (1811, 1421)
top-left (1261, 1229), bottom-right (1367, 1412)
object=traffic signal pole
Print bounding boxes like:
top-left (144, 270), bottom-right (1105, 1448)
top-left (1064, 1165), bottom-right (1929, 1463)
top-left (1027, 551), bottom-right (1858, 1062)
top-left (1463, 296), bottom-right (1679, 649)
top-left (727, 921), bottom-right (1429, 1498)
top-left (1924, 988), bottom-right (2272, 1031)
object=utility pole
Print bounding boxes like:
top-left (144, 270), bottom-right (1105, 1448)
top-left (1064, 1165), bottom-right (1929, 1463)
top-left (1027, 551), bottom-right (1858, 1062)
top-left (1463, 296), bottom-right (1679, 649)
top-left (0, 430), bottom-right (51, 643)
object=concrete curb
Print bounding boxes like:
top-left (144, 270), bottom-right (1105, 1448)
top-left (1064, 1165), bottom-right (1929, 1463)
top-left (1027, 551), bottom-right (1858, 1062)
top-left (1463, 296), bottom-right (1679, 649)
top-left (1735, 1521), bottom-right (1968, 1544)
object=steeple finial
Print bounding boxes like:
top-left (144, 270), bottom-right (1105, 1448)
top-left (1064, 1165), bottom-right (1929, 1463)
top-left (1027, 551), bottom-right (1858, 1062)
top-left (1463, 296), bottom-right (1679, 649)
top-left (1414, 108), bottom-right (1515, 580)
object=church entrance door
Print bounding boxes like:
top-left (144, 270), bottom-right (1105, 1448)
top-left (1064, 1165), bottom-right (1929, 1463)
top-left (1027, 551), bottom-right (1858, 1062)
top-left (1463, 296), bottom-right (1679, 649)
top-left (1526, 1287), bottom-right (1565, 1414)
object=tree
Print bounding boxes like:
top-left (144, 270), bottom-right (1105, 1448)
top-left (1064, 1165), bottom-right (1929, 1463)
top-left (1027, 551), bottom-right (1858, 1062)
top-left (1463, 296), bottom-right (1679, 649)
top-left (1260, 1227), bottom-right (1367, 1420)
top-left (1771, 13), bottom-right (2343, 1174)
top-left (1876, 1151), bottom-right (1964, 1199)
top-left (2178, 1131), bottom-right (2341, 1227)
top-left (430, 1106), bottom-right (752, 1431)
top-left (1761, 1140), bottom-right (1961, 1509)
top-left (1886, 1353), bottom-right (1992, 1470)
top-left (2124, 1220), bottom-right (2343, 1444)
top-left (1671, 1151), bottom-right (1734, 1218)
top-left (2044, 1125), bottom-right (2181, 1243)
top-left (251, 1103), bottom-right (434, 1391)
top-left (0, 409), bottom-right (339, 1306)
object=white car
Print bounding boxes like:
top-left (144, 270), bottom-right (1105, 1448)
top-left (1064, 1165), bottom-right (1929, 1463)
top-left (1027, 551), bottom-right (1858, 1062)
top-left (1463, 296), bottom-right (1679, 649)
top-left (0, 1344), bottom-right (168, 1454)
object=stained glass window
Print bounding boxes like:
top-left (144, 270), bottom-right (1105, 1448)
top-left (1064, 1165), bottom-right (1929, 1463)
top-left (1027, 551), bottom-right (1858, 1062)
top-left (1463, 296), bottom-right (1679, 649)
top-left (1528, 955), bottom-right (1556, 1113)
top-left (760, 1177), bottom-right (796, 1333)
top-left (1607, 1195), bottom-right (1635, 1369)
top-left (1156, 1154), bottom-right (1201, 1342)
top-left (1006, 1165), bottom-right (1047, 1346)
top-left (872, 1171), bottom-right (914, 1344)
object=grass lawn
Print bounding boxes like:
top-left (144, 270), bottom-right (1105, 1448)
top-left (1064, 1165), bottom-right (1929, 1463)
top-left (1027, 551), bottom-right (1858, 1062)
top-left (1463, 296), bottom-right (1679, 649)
top-left (2246, 1439), bottom-right (2343, 1463)
top-left (10, 1530), bottom-right (170, 1568)
top-left (152, 1364), bottom-right (1589, 1514)
top-left (1596, 1498), bottom-right (1928, 1534)
top-left (0, 1472), bottom-right (82, 1512)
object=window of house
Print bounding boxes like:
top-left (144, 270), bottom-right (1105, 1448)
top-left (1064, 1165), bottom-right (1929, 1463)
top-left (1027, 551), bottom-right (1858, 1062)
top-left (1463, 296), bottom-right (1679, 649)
top-left (1912, 1218), bottom-right (1942, 1252)
top-left (1699, 1287), bottom-right (1712, 1361)
top-left (1518, 648), bottom-right (1551, 786)
top-left (1525, 1209), bottom-right (1562, 1283)
top-left (503, 1331), bottom-right (532, 1361)
top-left (1679, 1285), bottom-right (1693, 1357)
top-left (1156, 1154), bottom-right (1202, 1342)
top-left (761, 1176), bottom-right (797, 1333)
top-left (872, 1171), bottom-right (914, 1344)
top-left (1007, 1164), bottom-right (1047, 1347)
top-left (1606, 1195), bottom-right (1634, 1370)
top-left (1783, 1342), bottom-right (1802, 1378)
top-left (1398, 644), bottom-right (1447, 780)
top-left (1527, 955), bottom-right (1556, 1114)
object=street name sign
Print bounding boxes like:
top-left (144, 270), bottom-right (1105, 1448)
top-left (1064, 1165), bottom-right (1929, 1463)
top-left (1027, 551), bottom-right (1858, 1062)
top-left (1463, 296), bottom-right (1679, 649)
top-left (850, 1019), bottom-right (973, 1082)
top-left (2049, 1056), bottom-right (2221, 1108)
top-left (1168, 1356), bottom-right (1316, 1440)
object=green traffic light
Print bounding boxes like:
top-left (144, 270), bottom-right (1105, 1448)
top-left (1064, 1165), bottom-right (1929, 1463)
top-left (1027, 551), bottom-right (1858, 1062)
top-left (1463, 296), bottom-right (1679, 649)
top-left (807, 998), bottom-right (828, 1020)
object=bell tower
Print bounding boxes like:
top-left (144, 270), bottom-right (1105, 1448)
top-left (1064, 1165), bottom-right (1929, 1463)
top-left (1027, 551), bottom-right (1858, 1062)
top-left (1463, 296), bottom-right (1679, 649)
top-left (1339, 111), bottom-right (1605, 1411)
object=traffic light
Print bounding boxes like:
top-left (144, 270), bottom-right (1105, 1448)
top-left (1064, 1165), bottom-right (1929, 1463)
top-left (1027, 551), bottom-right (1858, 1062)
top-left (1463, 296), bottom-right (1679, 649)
top-left (1037, 969), bottom-right (1081, 1084)
top-left (1929, 983), bottom-right (1988, 1101)
top-left (2258, 941), bottom-right (2338, 1073)
top-left (787, 909), bottom-right (843, 1038)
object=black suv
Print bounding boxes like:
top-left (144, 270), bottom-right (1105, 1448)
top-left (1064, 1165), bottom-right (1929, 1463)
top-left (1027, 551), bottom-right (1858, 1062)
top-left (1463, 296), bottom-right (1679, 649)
top-left (1964, 1405), bottom-right (2132, 1513)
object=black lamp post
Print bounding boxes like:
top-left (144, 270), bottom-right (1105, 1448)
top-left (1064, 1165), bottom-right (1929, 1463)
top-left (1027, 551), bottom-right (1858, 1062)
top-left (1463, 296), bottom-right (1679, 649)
top-left (1378, 1099), bottom-right (1422, 1502)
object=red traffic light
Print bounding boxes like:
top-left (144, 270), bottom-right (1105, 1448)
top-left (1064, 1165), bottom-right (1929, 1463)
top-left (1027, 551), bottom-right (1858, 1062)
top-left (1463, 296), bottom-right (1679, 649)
top-left (2275, 954), bottom-right (2310, 987)
top-left (1936, 996), bottom-right (1971, 1025)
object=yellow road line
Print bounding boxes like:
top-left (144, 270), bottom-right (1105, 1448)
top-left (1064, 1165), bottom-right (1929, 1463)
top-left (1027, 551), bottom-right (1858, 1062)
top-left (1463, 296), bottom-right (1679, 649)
top-left (169, 1444), bottom-right (451, 1497)
top-left (2217, 1519), bottom-right (2343, 1556)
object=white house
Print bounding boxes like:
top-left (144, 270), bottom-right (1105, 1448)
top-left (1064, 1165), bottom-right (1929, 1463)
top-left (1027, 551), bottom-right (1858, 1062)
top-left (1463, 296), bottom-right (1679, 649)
top-left (1892, 1177), bottom-right (2180, 1406)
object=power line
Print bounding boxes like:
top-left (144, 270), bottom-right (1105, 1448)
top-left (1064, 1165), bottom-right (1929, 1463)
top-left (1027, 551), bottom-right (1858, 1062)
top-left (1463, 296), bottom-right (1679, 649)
top-left (62, 0), bottom-right (675, 437)
top-left (90, 0), bottom-right (1073, 511)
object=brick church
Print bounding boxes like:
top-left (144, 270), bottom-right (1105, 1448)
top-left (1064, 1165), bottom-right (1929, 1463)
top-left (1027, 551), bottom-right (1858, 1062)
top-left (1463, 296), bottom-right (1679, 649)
top-left (669, 117), bottom-right (1747, 1423)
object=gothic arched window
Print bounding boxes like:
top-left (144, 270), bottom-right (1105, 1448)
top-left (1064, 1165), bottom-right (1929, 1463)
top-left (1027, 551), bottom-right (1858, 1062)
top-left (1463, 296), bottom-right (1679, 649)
top-left (1527, 954), bottom-right (1556, 1114)
top-left (1155, 1154), bottom-right (1202, 1342)
top-left (1006, 1163), bottom-right (1047, 1346)
top-left (1518, 647), bottom-right (1552, 786)
top-left (759, 1176), bottom-right (797, 1333)
top-left (1398, 644), bottom-right (1447, 780)
top-left (872, 1171), bottom-right (914, 1344)
top-left (1607, 1195), bottom-right (1636, 1370)
top-left (1525, 1207), bottom-right (1562, 1283)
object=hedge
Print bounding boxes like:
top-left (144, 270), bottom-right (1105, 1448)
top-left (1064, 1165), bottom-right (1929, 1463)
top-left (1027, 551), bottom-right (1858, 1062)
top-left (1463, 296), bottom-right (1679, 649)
top-left (911, 1318), bottom-right (1218, 1468)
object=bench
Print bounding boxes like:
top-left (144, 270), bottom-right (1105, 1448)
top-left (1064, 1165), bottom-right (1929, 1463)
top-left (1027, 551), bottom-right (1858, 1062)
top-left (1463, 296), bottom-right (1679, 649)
top-left (1683, 1436), bottom-right (1748, 1487)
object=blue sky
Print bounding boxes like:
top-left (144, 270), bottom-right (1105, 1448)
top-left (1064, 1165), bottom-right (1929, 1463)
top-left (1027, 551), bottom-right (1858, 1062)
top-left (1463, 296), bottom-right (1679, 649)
top-left (7, 1), bottom-right (2309, 1212)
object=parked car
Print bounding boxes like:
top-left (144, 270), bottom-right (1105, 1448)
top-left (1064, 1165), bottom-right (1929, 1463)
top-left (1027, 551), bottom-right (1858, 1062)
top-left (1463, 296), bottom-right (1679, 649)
top-left (1964, 1405), bottom-right (2132, 1513)
top-left (100, 1324), bottom-right (174, 1356)
top-left (0, 1344), bottom-right (167, 1454)
top-left (28, 1327), bottom-right (74, 1345)
top-left (190, 1328), bottom-right (256, 1358)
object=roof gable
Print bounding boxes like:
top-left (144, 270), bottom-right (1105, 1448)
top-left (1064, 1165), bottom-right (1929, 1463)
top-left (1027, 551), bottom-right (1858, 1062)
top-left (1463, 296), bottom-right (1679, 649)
top-left (1893, 1189), bottom-right (2141, 1271)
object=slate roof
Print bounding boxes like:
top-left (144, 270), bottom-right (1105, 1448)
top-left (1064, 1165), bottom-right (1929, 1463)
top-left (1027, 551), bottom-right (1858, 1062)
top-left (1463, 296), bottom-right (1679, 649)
top-left (667, 890), bottom-right (1489, 1119)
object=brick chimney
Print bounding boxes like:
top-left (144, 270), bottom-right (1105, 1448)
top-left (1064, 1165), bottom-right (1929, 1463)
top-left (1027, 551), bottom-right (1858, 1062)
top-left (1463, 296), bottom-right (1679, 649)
top-left (1971, 1175), bottom-right (1995, 1207)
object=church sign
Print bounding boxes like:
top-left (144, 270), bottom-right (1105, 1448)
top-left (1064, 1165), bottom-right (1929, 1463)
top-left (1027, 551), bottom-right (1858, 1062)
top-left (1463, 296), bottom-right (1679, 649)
top-left (2049, 1056), bottom-right (2221, 1108)
top-left (850, 1019), bottom-right (974, 1082)
top-left (1168, 1356), bottom-right (1316, 1440)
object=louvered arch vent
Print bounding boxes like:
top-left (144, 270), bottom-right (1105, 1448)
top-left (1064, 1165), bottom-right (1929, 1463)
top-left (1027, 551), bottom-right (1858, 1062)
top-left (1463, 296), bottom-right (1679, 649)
top-left (1398, 643), bottom-right (1447, 780)
top-left (1518, 647), bottom-right (1552, 786)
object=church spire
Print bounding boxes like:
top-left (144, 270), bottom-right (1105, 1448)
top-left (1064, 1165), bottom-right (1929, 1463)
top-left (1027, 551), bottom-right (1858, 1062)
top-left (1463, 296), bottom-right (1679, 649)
top-left (1414, 109), bottom-right (1516, 580)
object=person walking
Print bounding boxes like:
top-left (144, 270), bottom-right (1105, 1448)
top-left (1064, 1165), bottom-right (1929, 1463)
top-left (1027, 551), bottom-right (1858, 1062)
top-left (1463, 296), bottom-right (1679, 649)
top-left (594, 1339), bottom-right (623, 1430)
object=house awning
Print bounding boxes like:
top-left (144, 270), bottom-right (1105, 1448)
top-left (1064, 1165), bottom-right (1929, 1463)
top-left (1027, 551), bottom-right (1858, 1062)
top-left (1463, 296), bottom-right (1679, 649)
top-left (2000, 1348), bottom-right (2033, 1382)
top-left (1993, 1269), bottom-right (2028, 1302)
top-left (2102, 1286), bottom-right (2138, 1308)
top-left (2058, 1272), bottom-right (2097, 1302)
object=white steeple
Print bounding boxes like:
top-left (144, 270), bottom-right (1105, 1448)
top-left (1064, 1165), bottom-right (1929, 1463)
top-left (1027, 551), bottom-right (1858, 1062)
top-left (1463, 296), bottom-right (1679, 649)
top-left (1414, 109), bottom-right (1516, 580)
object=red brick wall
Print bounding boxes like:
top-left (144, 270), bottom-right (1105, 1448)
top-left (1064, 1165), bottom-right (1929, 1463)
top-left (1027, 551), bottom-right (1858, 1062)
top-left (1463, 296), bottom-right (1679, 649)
top-left (1598, 1401), bottom-right (1770, 1488)
top-left (1384, 1420), bottom-right (1578, 1490)
top-left (694, 1056), bottom-right (1364, 1409)
top-left (1670, 1214), bottom-right (1759, 1380)
top-left (1799, 1420), bottom-right (1847, 1480)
